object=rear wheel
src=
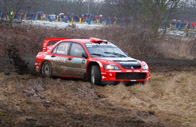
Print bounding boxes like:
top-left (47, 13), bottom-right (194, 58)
top-left (91, 65), bottom-right (101, 85)
top-left (41, 61), bottom-right (52, 77)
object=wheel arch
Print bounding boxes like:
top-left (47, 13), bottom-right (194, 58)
top-left (86, 61), bottom-right (102, 81)
top-left (40, 60), bottom-right (53, 74)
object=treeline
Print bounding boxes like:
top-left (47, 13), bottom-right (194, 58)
top-left (1, 0), bottom-right (196, 35)
top-left (0, 0), bottom-right (103, 15)
top-left (1, 0), bottom-right (196, 21)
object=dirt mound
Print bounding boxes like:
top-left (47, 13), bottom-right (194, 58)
top-left (1, 23), bottom-right (196, 59)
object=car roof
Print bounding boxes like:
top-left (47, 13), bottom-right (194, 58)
top-left (61, 39), bottom-right (91, 43)
top-left (59, 38), bottom-right (111, 44)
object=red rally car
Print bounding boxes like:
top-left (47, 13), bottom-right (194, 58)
top-left (35, 37), bottom-right (151, 85)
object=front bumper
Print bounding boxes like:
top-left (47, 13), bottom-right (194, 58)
top-left (101, 69), bottom-right (151, 82)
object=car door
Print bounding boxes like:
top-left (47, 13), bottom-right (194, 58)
top-left (46, 42), bottom-right (72, 76)
top-left (68, 43), bottom-right (87, 77)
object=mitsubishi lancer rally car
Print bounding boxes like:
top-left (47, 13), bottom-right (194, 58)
top-left (35, 37), bottom-right (151, 85)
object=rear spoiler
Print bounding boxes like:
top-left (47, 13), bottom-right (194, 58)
top-left (90, 37), bottom-right (108, 44)
top-left (42, 38), bottom-right (70, 52)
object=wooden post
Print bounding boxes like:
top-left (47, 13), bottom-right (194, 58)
top-left (24, 14), bottom-right (26, 20)
top-left (79, 18), bottom-right (82, 24)
top-left (170, 24), bottom-right (172, 30)
top-left (71, 17), bottom-right (74, 24)
top-left (57, 16), bottom-right (59, 22)
top-left (185, 25), bottom-right (188, 37)
top-left (97, 19), bottom-right (99, 24)
top-left (71, 17), bottom-right (74, 28)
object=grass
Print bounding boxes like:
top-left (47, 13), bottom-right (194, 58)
top-left (99, 71), bottom-right (196, 127)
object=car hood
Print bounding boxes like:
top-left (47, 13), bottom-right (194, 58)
top-left (99, 57), bottom-right (142, 69)
top-left (100, 57), bottom-right (138, 62)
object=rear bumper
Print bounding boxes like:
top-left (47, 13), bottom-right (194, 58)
top-left (101, 70), bottom-right (151, 82)
top-left (35, 63), bottom-right (41, 73)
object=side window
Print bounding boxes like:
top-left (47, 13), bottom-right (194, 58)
top-left (53, 42), bottom-right (70, 55)
top-left (70, 43), bottom-right (85, 58)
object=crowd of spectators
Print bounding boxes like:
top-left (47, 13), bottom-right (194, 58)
top-left (0, 11), bottom-right (119, 25)
top-left (1, 11), bottom-right (196, 29)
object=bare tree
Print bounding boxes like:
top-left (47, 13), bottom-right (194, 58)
top-left (103, 0), bottom-right (182, 36)
top-left (2, 0), bottom-right (33, 27)
top-left (172, 0), bottom-right (196, 22)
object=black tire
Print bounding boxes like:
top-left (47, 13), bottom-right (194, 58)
top-left (41, 61), bottom-right (52, 77)
top-left (91, 65), bottom-right (101, 85)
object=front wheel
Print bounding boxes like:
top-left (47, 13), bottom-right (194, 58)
top-left (91, 65), bottom-right (101, 85)
top-left (41, 61), bottom-right (52, 77)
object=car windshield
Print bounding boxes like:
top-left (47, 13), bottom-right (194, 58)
top-left (85, 43), bottom-right (128, 58)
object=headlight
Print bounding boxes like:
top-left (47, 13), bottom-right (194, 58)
top-left (104, 65), bottom-right (120, 70)
top-left (142, 64), bottom-right (149, 70)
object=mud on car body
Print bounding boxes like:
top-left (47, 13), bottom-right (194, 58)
top-left (35, 37), bottom-right (151, 85)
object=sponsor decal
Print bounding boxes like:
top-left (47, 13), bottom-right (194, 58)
top-left (126, 70), bottom-right (133, 72)
top-left (72, 58), bottom-right (86, 64)
top-left (82, 59), bottom-right (86, 64)
top-left (108, 70), bottom-right (121, 72)
top-left (133, 70), bottom-right (140, 72)
top-left (85, 43), bottom-right (117, 47)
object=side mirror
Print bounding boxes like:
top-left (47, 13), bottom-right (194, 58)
top-left (82, 53), bottom-right (88, 58)
top-left (125, 52), bottom-right (128, 56)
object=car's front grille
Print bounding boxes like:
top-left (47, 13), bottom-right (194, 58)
top-left (116, 73), bottom-right (146, 80)
top-left (121, 65), bottom-right (141, 69)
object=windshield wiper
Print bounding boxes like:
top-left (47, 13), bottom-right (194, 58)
top-left (91, 53), bottom-right (106, 57)
top-left (104, 52), bottom-right (126, 57)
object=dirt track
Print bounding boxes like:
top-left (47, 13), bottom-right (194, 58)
top-left (0, 57), bottom-right (196, 127)
top-left (0, 73), bottom-right (168, 127)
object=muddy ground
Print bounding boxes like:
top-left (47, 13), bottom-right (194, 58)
top-left (0, 57), bottom-right (196, 127)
